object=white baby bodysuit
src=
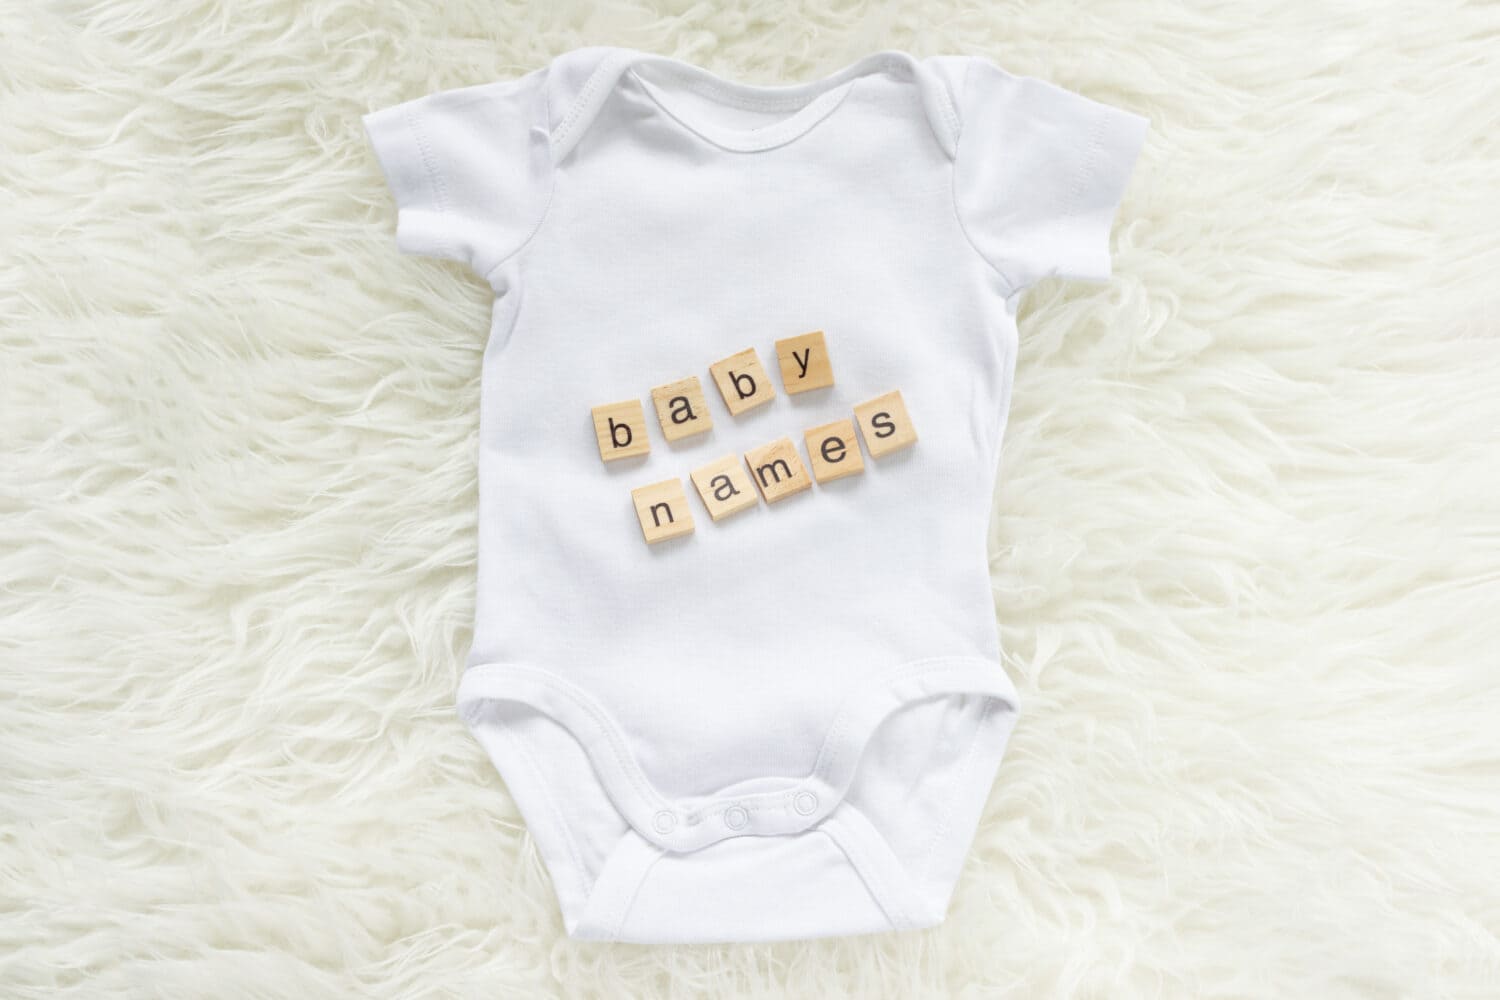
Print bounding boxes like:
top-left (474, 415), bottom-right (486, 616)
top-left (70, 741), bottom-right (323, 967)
top-left (364, 45), bottom-right (1147, 943)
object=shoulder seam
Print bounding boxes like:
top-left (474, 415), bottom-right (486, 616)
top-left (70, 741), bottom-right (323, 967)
top-left (948, 57), bottom-right (1022, 298)
top-left (482, 69), bottom-right (560, 286)
top-left (550, 51), bottom-right (625, 157)
top-left (930, 60), bottom-right (962, 151)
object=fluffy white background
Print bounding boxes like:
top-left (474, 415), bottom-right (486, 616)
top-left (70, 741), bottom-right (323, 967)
top-left (3, 0), bottom-right (1498, 996)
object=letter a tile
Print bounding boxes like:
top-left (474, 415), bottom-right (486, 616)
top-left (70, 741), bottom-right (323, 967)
top-left (650, 376), bottom-right (714, 442)
top-left (743, 437), bottom-right (812, 504)
top-left (803, 418), bottom-right (865, 483)
top-left (631, 478), bottom-right (695, 544)
top-left (690, 454), bottom-right (759, 522)
top-left (853, 390), bottom-right (918, 459)
top-left (709, 348), bottom-right (776, 416)
top-left (592, 398), bottom-right (651, 462)
top-left (775, 330), bottom-right (834, 394)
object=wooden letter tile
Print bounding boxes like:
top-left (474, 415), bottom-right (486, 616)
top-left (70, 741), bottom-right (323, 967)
top-left (650, 376), bottom-right (714, 442)
top-left (690, 453), bottom-right (759, 522)
top-left (853, 390), bottom-right (918, 459)
top-left (803, 418), bottom-right (865, 484)
top-left (775, 330), bottom-right (834, 394)
top-left (592, 398), bottom-right (651, 462)
top-left (743, 437), bottom-right (813, 504)
top-left (631, 478), bottom-right (695, 544)
top-left (709, 348), bottom-right (776, 416)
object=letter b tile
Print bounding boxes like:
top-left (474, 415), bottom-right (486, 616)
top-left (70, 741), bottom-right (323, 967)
top-left (592, 398), bottom-right (651, 462)
top-left (631, 478), bottom-right (695, 544)
top-left (743, 437), bottom-right (812, 504)
top-left (709, 348), bottom-right (776, 416)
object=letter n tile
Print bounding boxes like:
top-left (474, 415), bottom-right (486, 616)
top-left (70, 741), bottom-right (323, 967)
top-left (631, 478), bottom-right (695, 544)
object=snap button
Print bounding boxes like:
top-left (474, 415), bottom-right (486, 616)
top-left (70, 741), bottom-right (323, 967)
top-left (652, 810), bottom-right (677, 834)
top-left (794, 791), bottom-right (818, 816)
top-left (722, 805), bottom-right (749, 830)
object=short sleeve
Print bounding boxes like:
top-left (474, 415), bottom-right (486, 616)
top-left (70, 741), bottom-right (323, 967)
top-left (362, 70), bottom-right (552, 278)
top-left (953, 57), bottom-right (1149, 294)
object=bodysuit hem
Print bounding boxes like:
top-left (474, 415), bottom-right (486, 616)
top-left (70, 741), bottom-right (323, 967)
top-left (455, 653), bottom-right (1021, 942)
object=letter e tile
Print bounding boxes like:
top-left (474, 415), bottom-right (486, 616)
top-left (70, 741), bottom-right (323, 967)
top-left (775, 330), bottom-right (834, 394)
top-left (592, 399), bottom-right (651, 462)
top-left (650, 376), bottom-right (714, 442)
top-left (803, 418), bottom-right (865, 483)
top-left (853, 390), bottom-right (918, 459)
top-left (743, 437), bottom-right (813, 504)
top-left (631, 478), bottom-right (695, 544)
top-left (690, 454), bottom-right (759, 521)
top-left (709, 348), bottom-right (776, 416)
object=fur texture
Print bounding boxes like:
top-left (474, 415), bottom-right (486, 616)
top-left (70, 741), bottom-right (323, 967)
top-left (2, 0), bottom-right (1498, 996)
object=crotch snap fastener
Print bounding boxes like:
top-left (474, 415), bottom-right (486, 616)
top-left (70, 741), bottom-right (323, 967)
top-left (794, 791), bottom-right (818, 815)
top-left (723, 806), bottom-right (749, 830)
top-left (652, 811), bottom-right (677, 834)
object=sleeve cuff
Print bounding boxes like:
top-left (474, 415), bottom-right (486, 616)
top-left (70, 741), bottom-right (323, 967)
top-left (361, 103), bottom-right (450, 259)
top-left (1059, 106), bottom-right (1150, 283)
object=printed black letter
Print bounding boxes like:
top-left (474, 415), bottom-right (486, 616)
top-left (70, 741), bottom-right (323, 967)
top-left (792, 348), bottom-right (811, 379)
top-left (730, 369), bottom-right (757, 399)
top-left (709, 474), bottom-right (740, 502)
top-left (871, 411), bottom-right (896, 438)
top-left (755, 459), bottom-right (792, 486)
top-left (819, 435), bottom-right (846, 463)
top-left (667, 395), bottom-right (697, 425)
top-left (609, 416), bottom-right (633, 448)
top-left (648, 501), bottom-right (674, 527)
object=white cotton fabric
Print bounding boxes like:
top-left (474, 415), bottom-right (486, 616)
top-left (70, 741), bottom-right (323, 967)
top-left (363, 44), bottom-right (1147, 943)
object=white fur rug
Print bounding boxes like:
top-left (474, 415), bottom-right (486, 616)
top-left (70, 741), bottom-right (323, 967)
top-left (4, 0), bottom-right (1498, 996)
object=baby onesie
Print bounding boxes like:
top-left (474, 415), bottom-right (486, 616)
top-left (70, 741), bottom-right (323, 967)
top-left (363, 45), bottom-right (1147, 943)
